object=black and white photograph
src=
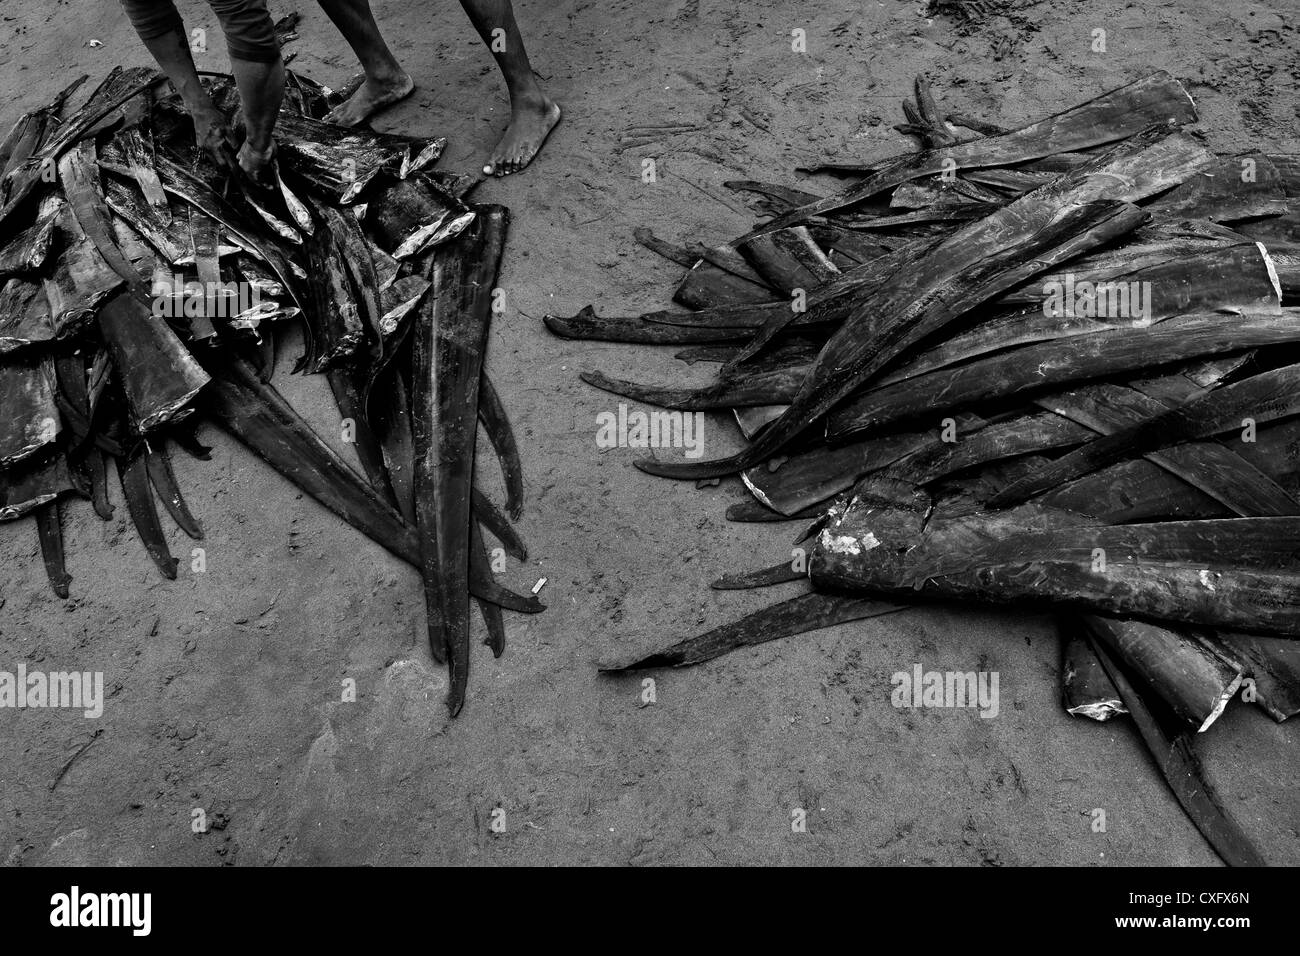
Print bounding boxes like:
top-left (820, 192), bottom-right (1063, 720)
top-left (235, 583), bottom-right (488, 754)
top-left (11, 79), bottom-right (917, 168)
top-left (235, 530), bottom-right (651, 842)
top-left (0, 0), bottom-right (1296, 907)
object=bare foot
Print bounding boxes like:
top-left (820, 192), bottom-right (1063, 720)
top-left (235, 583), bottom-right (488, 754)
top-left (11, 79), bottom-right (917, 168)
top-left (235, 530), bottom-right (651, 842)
top-left (483, 95), bottom-right (561, 177)
top-left (325, 72), bottom-right (415, 127)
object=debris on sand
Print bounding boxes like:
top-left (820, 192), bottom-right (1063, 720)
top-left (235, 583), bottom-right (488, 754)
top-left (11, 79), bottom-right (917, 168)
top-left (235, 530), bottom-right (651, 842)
top-left (550, 73), bottom-right (1299, 863)
top-left (0, 66), bottom-right (535, 714)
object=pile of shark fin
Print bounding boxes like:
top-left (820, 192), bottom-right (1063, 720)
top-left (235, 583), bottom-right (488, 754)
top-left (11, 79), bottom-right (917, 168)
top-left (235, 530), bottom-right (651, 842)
top-left (549, 73), bottom-right (1299, 863)
top-left (0, 66), bottom-right (534, 714)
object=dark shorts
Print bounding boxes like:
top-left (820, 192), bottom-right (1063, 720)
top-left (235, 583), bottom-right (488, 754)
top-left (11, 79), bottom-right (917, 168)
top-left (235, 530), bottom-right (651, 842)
top-left (119, 0), bottom-right (280, 63)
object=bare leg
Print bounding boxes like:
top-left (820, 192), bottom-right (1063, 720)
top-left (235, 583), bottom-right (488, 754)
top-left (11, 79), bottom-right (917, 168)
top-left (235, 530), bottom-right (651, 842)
top-left (316, 0), bottom-right (414, 126)
top-left (458, 0), bottom-right (560, 176)
top-left (140, 29), bottom-right (239, 170)
top-left (231, 55), bottom-right (285, 182)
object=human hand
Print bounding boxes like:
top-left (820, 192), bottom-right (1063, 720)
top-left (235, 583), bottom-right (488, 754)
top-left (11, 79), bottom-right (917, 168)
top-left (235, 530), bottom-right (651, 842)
top-left (191, 106), bottom-right (239, 172)
top-left (237, 140), bottom-right (277, 190)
